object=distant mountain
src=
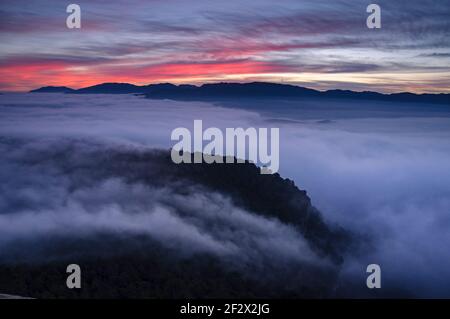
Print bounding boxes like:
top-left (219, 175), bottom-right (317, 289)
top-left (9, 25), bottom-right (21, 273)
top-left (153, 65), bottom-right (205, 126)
top-left (147, 82), bottom-right (320, 99)
top-left (145, 82), bottom-right (450, 105)
top-left (323, 89), bottom-right (450, 105)
top-left (74, 82), bottom-right (142, 94)
top-left (30, 82), bottom-right (450, 105)
top-left (30, 86), bottom-right (75, 93)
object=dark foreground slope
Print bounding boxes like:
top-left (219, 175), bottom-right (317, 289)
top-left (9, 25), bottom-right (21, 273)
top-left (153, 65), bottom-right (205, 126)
top-left (0, 139), bottom-right (350, 298)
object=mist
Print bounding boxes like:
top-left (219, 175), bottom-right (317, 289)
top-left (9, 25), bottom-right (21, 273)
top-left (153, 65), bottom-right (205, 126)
top-left (1, 93), bottom-right (449, 297)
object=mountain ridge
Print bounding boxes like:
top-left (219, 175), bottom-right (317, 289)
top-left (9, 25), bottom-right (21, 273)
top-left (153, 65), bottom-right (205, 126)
top-left (29, 82), bottom-right (450, 105)
top-left (29, 86), bottom-right (75, 93)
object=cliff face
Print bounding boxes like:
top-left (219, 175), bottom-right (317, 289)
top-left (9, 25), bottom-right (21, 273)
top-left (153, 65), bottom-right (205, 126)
top-left (147, 151), bottom-right (350, 262)
top-left (29, 86), bottom-right (75, 93)
top-left (28, 82), bottom-right (450, 105)
top-left (48, 146), bottom-right (350, 261)
top-left (0, 139), bottom-right (350, 298)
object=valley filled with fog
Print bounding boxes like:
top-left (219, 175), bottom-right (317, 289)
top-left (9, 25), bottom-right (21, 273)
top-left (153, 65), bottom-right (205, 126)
top-left (0, 93), bottom-right (449, 297)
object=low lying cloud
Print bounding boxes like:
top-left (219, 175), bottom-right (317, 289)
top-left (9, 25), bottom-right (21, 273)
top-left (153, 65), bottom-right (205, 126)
top-left (0, 136), bottom-right (331, 296)
top-left (1, 93), bottom-right (450, 297)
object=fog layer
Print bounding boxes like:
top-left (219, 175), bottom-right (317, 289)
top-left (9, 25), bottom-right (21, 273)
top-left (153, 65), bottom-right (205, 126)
top-left (1, 93), bottom-right (449, 297)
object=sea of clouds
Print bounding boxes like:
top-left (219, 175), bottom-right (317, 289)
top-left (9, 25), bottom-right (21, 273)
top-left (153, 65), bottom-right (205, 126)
top-left (0, 93), bottom-right (449, 297)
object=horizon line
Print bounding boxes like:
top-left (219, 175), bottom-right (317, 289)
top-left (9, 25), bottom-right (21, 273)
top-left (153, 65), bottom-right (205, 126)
top-left (4, 81), bottom-right (450, 96)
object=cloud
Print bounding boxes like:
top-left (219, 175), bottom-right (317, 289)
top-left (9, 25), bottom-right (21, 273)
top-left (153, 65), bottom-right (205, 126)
top-left (272, 110), bottom-right (450, 297)
top-left (1, 0), bottom-right (449, 92)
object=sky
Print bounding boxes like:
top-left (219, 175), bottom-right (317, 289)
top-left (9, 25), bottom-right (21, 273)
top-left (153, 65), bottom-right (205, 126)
top-left (0, 0), bottom-right (449, 93)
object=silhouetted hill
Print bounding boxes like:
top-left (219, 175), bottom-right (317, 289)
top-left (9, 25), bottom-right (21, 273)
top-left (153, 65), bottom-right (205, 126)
top-left (146, 82), bottom-right (320, 99)
top-left (145, 82), bottom-right (450, 104)
top-left (29, 82), bottom-right (450, 105)
top-left (30, 86), bottom-right (75, 93)
top-left (323, 89), bottom-right (450, 105)
top-left (74, 82), bottom-right (142, 94)
top-left (143, 82), bottom-right (179, 91)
